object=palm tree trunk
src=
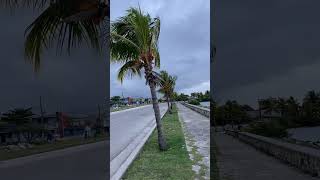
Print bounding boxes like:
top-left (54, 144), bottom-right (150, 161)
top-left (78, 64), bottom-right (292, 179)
top-left (166, 97), bottom-right (172, 114)
top-left (149, 81), bottom-right (167, 151)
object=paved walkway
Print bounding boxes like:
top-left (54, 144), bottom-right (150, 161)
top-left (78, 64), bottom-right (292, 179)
top-left (213, 132), bottom-right (317, 180)
top-left (177, 103), bottom-right (210, 179)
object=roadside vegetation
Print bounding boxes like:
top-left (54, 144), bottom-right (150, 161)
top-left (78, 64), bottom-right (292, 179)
top-left (213, 90), bottom-right (320, 138)
top-left (188, 99), bottom-right (201, 106)
top-left (123, 104), bottom-right (195, 179)
top-left (0, 134), bottom-right (106, 161)
top-left (110, 103), bottom-right (149, 112)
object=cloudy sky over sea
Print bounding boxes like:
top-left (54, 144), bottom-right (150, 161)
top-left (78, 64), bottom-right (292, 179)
top-left (111, 0), bottom-right (210, 98)
top-left (214, 0), bottom-right (320, 108)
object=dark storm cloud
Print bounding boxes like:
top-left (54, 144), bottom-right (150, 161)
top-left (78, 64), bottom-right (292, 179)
top-left (111, 0), bottom-right (210, 97)
top-left (0, 9), bottom-right (107, 114)
top-left (214, 0), bottom-right (320, 106)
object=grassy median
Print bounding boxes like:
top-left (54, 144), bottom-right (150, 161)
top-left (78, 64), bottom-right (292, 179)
top-left (0, 135), bottom-right (107, 161)
top-left (123, 104), bottom-right (195, 180)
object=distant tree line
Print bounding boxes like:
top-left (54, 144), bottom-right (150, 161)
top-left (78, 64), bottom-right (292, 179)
top-left (257, 90), bottom-right (320, 127)
top-left (213, 100), bottom-right (252, 126)
top-left (212, 90), bottom-right (320, 138)
top-left (0, 108), bottom-right (47, 144)
top-left (172, 90), bottom-right (210, 105)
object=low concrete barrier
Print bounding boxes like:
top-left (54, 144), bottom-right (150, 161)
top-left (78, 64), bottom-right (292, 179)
top-left (181, 102), bottom-right (210, 118)
top-left (225, 130), bottom-right (320, 177)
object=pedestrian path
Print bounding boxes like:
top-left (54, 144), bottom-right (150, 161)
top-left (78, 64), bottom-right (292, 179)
top-left (213, 132), bottom-right (317, 180)
top-left (177, 103), bottom-right (210, 179)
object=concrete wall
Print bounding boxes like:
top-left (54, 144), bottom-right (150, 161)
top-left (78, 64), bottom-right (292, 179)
top-left (225, 130), bottom-right (320, 177)
top-left (181, 102), bottom-right (210, 118)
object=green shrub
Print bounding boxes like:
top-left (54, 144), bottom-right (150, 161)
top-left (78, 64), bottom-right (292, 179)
top-left (188, 99), bottom-right (200, 105)
top-left (245, 120), bottom-right (288, 138)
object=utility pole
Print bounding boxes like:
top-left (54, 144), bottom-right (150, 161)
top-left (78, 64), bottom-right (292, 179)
top-left (97, 104), bottom-right (103, 135)
top-left (40, 96), bottom-right (45, 137)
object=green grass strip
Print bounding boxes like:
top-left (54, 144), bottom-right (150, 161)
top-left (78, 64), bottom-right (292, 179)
top-left (123, 104), bottom-right (195, 180)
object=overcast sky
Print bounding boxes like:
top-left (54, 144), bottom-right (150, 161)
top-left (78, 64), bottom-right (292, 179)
top-left (0, 8), bottom-right (107, 114)
top-left (110, 0), bottom-right (210, 98)
top-left (213, 0), bottom-right (320, 108)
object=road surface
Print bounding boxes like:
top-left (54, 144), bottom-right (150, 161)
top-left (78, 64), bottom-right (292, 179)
top-left (110, 103), bottom-right (167, 160)
top-left (0, 141), bottom-right (108, 180)
top-left (110, 103), bottom-right (167, 179)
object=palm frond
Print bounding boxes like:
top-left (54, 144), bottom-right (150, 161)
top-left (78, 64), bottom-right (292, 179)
top-left (24, 3), bottom-right (101, 71)
top-left (117, 60), bottom-right (142, 83)
top-left (110, 6), bottom-right (161, 83)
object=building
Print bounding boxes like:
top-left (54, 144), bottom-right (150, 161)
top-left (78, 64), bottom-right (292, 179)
top-left (0, 112), bottom-right (107, 145)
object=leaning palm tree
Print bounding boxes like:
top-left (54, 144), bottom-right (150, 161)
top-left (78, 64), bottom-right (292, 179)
top-left (0, 0), bottom-right (109, 71)
top-left (110, 7), bottom-right (167, 150)
top-left (158, 70), bottom-right (177, 113)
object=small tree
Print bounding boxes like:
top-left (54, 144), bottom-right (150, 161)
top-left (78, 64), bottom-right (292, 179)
top-left (158, 70), bottom-right (177, 113)
top-left (1, 108), bottom-right (35, 143)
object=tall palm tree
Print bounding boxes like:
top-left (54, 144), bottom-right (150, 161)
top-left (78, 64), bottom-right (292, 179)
top-left (110, 7), bottom-right (167, 150)
top-left (1, 0), bottom-right (109, 71)
top-left (158, 70), bottom-right (177, 113)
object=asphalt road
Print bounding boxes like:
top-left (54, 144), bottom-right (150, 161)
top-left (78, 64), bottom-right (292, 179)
top-left (110, 103), bottom-right (167, 161)
top-left (0, 141), bottom-right (108, 180)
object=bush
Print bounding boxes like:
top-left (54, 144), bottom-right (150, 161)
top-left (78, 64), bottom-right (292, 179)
top-left (245, 120), bottom-right (288, 138)
top-left (188, 99), bottom-right (200, 105)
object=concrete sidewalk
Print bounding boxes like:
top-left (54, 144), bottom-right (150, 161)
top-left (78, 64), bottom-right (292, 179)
top-left (177, 103), bottom-right (210, 179)
top-left (213, 132), bottom-right (317, 180)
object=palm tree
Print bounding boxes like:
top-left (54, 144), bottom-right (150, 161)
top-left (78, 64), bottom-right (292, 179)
top-left (110, 7), bottom-right (167, 150)
top-left (158, 70), bottom-right (177, 113)
top-left (1, 108), bottom-right (34, 143)
top-left (1, 0), bottom-right (109, 71)
top-left (260, 97), bottom-right (279, 116)
top-left (276, 97), bottom-right (288, 117)
top-left (287, 96), bottom-right (300, 118)
top-left (302, 90), bottom-right (320, 121)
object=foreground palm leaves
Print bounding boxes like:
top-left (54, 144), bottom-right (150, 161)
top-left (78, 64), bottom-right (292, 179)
top-left (0, 0), bottom-right (109, 71)
top-left (110, 7), bottom-right (167, 150)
